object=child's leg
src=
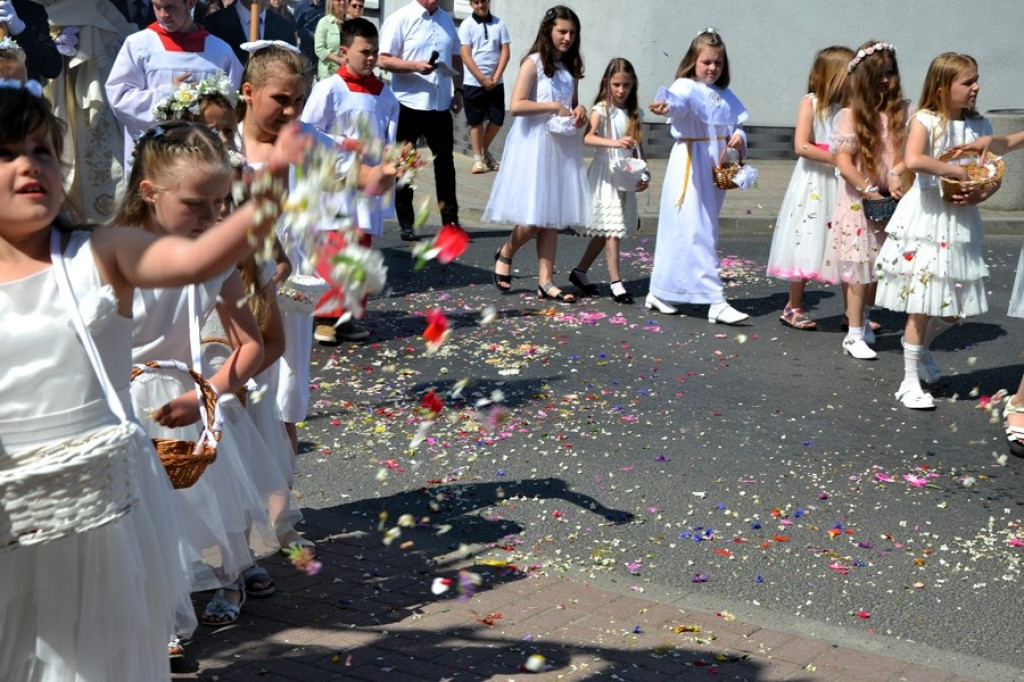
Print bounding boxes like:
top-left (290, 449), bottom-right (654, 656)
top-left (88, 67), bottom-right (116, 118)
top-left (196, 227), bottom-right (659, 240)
top-left (482, 120), bottom-right (502, 154)
top-left (896, 313), bottom-right (935, 408)
top-left (605, 237), bottom-right (622, 283)
top-left (494, 225), bottom-right (539, 288)
top-left (469, 123), bottom-right (484, 158)
top-left (570, 238), bottom-right (604, 296)
top-left (786, 280), bottom-right (807, 312)
top-left (536, 229), bottom-right (572, 300)
top-left (842, 283), bottom-right (876, 359)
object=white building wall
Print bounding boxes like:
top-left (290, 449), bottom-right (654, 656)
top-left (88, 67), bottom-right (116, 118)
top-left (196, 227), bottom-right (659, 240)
top-left (382, 0), bottom-right (1024, 127)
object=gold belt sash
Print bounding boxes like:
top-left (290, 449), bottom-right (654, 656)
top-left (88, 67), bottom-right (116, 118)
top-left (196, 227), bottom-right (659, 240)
top-left (674, 136), bottom-right (729, 207)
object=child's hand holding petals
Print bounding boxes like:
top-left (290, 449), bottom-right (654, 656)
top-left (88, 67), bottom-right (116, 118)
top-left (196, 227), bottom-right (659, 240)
top-left (573, 105), bottom-right (587, 127)
top-left (649, 101), bottom-right (669, 116)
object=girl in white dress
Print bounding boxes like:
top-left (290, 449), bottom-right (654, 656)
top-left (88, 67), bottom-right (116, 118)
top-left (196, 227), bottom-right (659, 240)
top-left (645, 29), bottom-right (750, 325)
top-left (0, 80), bottom-right (300, 681)
top-left (875, 53), bottom-right (989, 409)
top-left (484, 5), bottom-right (590, 304)
top-left (570, 57), bottom-right (649, 305)
top-left (119, 121), bottom-right (283, 629)
top-left (766, 46), bottom-right (853, 330)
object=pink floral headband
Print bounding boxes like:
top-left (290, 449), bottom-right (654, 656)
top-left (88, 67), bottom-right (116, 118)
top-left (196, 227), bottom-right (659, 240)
top-left (847, 42), bottom-right (896, 73)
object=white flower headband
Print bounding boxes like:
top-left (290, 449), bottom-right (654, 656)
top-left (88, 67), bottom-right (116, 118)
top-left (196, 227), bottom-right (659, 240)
top-left (240, 40), bottom-right (301, 55)
top-left (697, 26), bottom-right (719, 36)
top-left (0, 37), bottom-right (23, 53)
top-left (847, 42), bottom-right (896, 74)
top-left (0, 78), bottom-right (43, 97)
top-left (151, 72), bottom-right (239, 121)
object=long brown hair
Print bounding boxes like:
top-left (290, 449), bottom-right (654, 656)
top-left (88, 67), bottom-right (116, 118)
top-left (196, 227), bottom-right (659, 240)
top-left (808, 46), bottom-right (854, 116)
top-left (114, 121), bottom-right (231, 227)
top-left (844, 40), bottom-right (907, 180)
top-left (593, 58), bottom-right (642, 142)
top-left (525, 6), bottom-right (584, 79)
top-left (675, 29), bottom-right (731, 89)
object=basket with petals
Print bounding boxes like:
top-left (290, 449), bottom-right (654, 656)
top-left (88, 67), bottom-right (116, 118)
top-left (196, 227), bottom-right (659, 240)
top-left (276, 274), bottom-right (329, 316)
top-left (0, 421), bottom-right (138, 550)
top-left (937, 150), bottom-right (1004, 201)
top-left (131, 360), bottom-right (221, 490)
top-left (713, 148), bottom-right (742, 190)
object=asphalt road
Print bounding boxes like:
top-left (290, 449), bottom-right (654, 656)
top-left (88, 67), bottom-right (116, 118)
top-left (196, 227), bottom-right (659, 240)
top-left (292, 225), bottom-right (1024, 678)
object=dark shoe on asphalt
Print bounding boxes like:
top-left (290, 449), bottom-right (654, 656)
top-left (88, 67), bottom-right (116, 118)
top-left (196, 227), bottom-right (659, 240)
top-left (400, 225), bottom-right (419, 241)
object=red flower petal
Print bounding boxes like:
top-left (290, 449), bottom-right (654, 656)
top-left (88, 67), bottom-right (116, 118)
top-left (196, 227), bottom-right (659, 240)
top-left (434, 224), bottom-right (470, 264)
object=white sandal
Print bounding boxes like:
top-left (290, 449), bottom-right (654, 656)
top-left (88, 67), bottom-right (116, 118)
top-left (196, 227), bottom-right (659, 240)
top-left (200, 579), bottom-right (245, 627)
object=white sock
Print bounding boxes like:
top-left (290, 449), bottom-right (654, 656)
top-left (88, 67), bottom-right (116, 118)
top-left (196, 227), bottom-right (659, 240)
top-left (845, 326), bottom-right (864, 343)
top-left (903, 342), bottom-right (923, 386)
top-left (474, 154), bottom-right (484, 161)
top-left (610, 280), bottom-right (627, 297)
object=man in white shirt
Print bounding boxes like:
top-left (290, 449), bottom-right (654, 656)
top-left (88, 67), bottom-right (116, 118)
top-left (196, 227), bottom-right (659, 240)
top-left (379, 0), bottom-right (463, 241)
top-left (106, 0), bottom-right (243, 174)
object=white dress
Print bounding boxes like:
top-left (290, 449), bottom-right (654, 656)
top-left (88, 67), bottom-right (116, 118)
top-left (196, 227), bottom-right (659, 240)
top-left (580, 102), bottom-right (639, 239)
top-left (649, 79), bottom-right (748, 304)
top-left (766, 94), bottom-right (838, 282)
top-left (201, 289), bottom-right (301, 540)
top-left (0, 231), bottom-right (191, 682)
top-left (875, 111), bottom-right (990, 317)
top-left (482, 53), bottom-right (591, 229)
top-left (131, 276), bottom-right (279, 592)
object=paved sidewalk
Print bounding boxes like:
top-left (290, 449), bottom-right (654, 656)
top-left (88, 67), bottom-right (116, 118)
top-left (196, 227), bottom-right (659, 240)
top-left (172, 521), bottom-right (1002, 681)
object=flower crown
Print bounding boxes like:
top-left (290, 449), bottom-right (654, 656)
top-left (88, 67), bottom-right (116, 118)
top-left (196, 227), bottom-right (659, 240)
top-left (151, 72), bottom-right (239, 121)
top-left (0, 37), bottom-right (23, 54)
top-left (847, 42), bottom-right (896, 74)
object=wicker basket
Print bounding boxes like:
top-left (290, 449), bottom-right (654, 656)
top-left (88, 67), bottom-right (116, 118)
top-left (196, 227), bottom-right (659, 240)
top-left (862, 196), bottom-right (899, 222)
top-left (937, 150), bottom-right (1004, 201)
top-left (277, 275), bottom-right (330, 316)
top-left (713, 163), bottom-right (741, 190)
top-left (0, 421), bottom-right (138, 550)
top-left (131, 360), bottom-right (221, 490)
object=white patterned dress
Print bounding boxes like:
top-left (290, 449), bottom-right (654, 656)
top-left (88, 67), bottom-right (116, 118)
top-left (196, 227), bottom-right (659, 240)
top-left (580, 102), bottom-right (640, 239)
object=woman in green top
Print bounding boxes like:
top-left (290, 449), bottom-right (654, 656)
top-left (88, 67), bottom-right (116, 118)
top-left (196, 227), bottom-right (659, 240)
top-left (314, 0), bottom-right (348, 80)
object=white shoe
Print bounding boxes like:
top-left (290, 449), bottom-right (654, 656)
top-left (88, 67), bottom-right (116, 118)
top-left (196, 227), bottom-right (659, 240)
top-left (842, 338), bottom-right (877, 360)
top-left (708, 302), bottom-right (748, 325)
top-left (901, 336), bottom-right (942, 383)
top-left (644, 293), bottom-right (679, 315)
top-left (895, 381), bottom-right (936, 409)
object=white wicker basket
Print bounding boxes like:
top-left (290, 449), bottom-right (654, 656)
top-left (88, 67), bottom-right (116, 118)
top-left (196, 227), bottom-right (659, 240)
top-left (277, 275), bottom-right (330, 316)
top-left (0, 421), bottom-right (138, 550)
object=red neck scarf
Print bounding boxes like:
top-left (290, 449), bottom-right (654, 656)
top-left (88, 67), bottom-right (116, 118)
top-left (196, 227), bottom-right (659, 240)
top-left (337, 65), bottom-right (384, 96)
top-left (147, 22), bottom-right (210, 53)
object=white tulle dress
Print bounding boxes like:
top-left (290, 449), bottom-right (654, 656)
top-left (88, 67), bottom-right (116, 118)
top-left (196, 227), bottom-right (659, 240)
top-left (875, 111), bottom-right (991, 317)
top-left (767, 94), bottom-right (838, 282)
top-left (0, 230), bottom-right (192, 682)
top-left (482, 53), bottom-right (591, 229)
top-left (131, 274), bottom-right (279, 594)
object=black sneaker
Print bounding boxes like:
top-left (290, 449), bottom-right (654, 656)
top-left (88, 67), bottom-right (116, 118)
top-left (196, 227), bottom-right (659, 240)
top-left (400, 225), bottom-right (419, 241)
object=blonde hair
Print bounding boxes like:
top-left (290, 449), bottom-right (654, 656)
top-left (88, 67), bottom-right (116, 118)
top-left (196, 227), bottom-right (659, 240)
top-left (238, 255), bottom-right (274, 332)
top-left (918, 52), bottom-right (980, 128)
top-left (843, 40), bottom-right (908, 180)
top-left (239, 45), bottom-right (312, 119)
top-left (114, 121), bottom-right (231, 227)
top-left (807, 46), bottom-right (854, 116)
top-left (675, 30), bottom-right (731, 89)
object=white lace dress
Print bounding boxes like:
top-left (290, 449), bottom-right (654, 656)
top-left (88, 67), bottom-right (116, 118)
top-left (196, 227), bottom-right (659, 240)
top-left (580, 102), bottom-right (639, 239)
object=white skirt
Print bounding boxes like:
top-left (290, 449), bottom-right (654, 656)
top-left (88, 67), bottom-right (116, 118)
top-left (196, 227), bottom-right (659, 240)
top-left (130, 372), bottom-right (279, 592)
top-left (0, 414), bottom-right (190, 681)
top-left (875, 186), bottom-right (988, 317)
top-left (483, 115), bottom-right (592, 229)
top-left (578, 153), bottom-right (636, 239)
top-left (766, 158), bottom-right (836, 282)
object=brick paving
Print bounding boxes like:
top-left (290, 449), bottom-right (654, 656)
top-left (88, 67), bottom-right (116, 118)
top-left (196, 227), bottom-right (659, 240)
top-left (171, 522), bottom-right (998, 681)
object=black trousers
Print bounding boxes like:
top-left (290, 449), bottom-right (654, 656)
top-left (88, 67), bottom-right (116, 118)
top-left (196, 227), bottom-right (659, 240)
top-left (395, 105), bottom-right (459, 226)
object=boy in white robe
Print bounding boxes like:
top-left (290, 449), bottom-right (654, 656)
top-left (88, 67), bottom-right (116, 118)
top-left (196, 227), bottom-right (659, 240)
top-left (105, 0), bottom-right (243, 174)
top-left (300, 17), bottom-right (399, 345)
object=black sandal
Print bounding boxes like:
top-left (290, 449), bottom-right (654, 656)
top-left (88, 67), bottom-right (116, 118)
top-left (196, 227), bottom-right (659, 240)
top-left (493, 247), bottom-right (512, 293)
top-left (568, 268), bottom-right (600, 297)
top-left (537, 281), bottom-right (575, 304)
